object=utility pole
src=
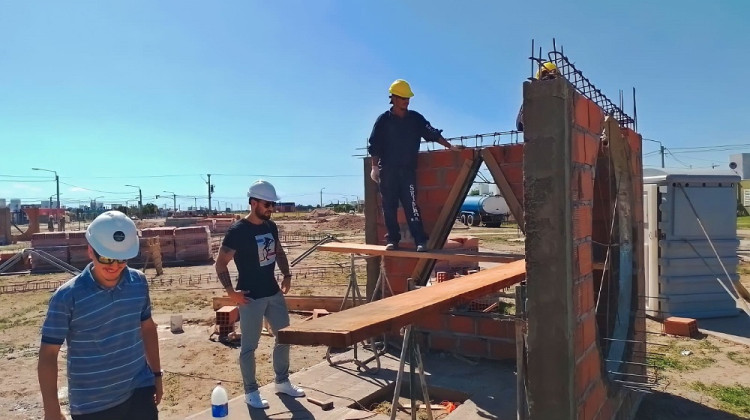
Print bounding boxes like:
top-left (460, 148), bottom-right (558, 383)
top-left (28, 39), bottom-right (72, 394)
top-left (163, 191), bottom-right (177, 212)
top-left (125, 185), bottom-right (143, 217)
top-left (207, 174), bottom-right (214, 212)
top-left (32, 167), bottom-right (60, 211)
top-left (660, 145), bottom-right (665, 169)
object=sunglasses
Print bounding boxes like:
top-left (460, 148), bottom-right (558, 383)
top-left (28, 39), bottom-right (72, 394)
top-left (258, 200), bottom-right (276, 209)
top-left (93, 250), bottom-right (128, 265)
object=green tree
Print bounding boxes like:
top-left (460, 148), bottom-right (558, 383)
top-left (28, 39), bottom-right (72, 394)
top-left (143, 203), bottom-right (158, 216)
top-left (469, 188), bottom-right (480, 196)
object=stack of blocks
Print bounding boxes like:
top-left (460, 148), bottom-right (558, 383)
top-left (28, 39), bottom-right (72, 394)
top-left (215, 305), bottom-right (239, 336)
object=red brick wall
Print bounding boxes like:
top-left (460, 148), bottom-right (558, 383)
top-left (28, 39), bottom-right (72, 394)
top-left (368, 144), bottom-right (524, 359)
top-left (373, 145), bottom-right (524, 294)
top-left (572, 95), bottom-right (645, 420)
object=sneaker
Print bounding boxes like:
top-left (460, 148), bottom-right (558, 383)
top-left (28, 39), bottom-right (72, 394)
top-left (385, 242), bottom-right (398, 250)
top-left (416, 243), bottom-right (427, 252)
top-left (275, 381), bottom-right (305, 397)
top-left (245, 390), bottom-right (269, 409)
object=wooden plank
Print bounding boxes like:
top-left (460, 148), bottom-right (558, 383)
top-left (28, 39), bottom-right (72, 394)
top-left (212, 296), bottom-right (355, 312)
top-left (317, 242), bottom-right (522, 263)
top-left (277, 260), bottom-right (526, 347)
top-left (481, 148), bottom-right (525, 233)
top-left (411, 155), bottom-right (482, 285)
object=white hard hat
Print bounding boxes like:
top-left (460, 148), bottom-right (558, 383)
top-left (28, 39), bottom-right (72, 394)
top-left (247, 180), bottom-right (279, 202)
top-left (86, 211), bottom-right (139, 260)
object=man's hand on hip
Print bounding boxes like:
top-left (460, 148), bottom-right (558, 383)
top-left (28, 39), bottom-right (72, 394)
top-left (227, 289), bottom-right (249, 305)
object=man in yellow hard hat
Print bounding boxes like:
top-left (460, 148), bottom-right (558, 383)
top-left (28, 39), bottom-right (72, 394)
top-left (515, 61), bottom-right (560, 131)
top-left (367, 79), bottom-right (460, 252)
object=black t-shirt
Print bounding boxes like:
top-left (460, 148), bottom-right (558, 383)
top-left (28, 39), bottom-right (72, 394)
top-left (366, 110), bottom-right (442, 169)
top-left (221, 219), bottom-right (280, 299)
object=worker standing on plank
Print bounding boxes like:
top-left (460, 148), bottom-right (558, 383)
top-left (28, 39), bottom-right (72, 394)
top-left (214, 180), bottom-right (305, 410)
top-left (368, 79), bottom-right (461, 252)
top-left (515, 61), bottom-right (561, 131)
top-left (38, 211), bottom-right (162, 420)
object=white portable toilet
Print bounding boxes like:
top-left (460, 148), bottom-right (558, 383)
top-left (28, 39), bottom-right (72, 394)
top-left (643, 169), bottom-right (741, 319)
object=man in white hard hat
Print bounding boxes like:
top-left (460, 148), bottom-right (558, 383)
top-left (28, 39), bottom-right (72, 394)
top-left (368, 79), bottom-right (462, 252)
top-left (38, 211), bottom-right (162, 420)
top-left (214, 180), bottom-right (304, 409)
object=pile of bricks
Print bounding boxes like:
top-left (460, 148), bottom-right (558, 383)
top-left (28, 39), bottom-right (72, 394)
top-left (213, 218), bottom-right (235, 234)
top-left (215, 305), bottom-right (239, 336)
top-left (0, 252), bottom-right (28, 272)
top-left (30, 232), bottom-right (70, 273)
top-left (140, 227), bottom-right (177, 262)
top-left (68, 231), bottom-right (90, 269)
top-left (174, 226), bottom-right (211, 262)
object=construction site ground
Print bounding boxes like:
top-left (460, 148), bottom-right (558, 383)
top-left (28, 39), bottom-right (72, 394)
top-left (0, 215), bottom-right (748, 419)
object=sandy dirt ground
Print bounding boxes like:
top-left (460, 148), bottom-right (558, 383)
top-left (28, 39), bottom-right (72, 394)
top-left (1, 216), bottom-right (749, 419)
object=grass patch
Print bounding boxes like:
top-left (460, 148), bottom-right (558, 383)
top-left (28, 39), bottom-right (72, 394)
top-left (739, 216), bottom-right (750, 229)
top-left (727, 351), bottom-right (750, 366)
top-left (692, 382), bottom-right (750, 416)
top-left (698, 339), bottom-right (721, 353)
top-left (647, 340), bottom-right (716, 372)
top-left (152, 293), bottom-right (212, 313)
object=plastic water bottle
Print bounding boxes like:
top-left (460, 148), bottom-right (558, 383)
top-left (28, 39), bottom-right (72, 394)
top-left (211, 381), bottom-right (229, 418)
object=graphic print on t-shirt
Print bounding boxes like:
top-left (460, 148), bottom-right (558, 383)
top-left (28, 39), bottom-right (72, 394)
top-left (256, 233), bottom-right (276, 266)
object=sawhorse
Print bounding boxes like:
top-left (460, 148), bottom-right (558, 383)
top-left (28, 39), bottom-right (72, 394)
top-left (389, 280), bottom-right (433, 420)
top-left (325, 254), bottom-right (392, 373)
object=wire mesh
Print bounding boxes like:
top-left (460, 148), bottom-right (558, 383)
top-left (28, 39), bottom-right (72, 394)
top-left (530, 40), bottom-right (635, 129)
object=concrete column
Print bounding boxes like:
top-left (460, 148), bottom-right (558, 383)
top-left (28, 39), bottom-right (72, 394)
top-left (523, 77), bottom-right (576, 420)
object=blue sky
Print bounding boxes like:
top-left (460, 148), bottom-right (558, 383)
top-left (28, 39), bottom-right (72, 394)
top-left (2, 1), bottom-right (749, 209)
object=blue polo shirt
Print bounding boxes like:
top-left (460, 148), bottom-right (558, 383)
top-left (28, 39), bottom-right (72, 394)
top-left (40, 264), bottom-right (155, 415)
top-left (367, 109), bottom-right (443, 170)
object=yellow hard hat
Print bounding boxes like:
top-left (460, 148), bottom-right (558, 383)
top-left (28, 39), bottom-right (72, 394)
top-left (535, 62), bottom-right (559, 79)
top-left (389, 79), bottom-right (414, 98)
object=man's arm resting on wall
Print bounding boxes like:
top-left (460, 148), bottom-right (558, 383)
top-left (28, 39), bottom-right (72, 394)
top-left (38, 343), bottom-right (64, 420)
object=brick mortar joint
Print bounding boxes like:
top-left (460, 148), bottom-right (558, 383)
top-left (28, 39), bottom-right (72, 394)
top-left (574, 272), bottom-right (594, 285)
top-left (577, 377), bottom-right (606, 409)
top-left (574, 339), bottom-right (599, 365)
top-left (572, 163), bottom-right (596, 172)
top-left (573, 237), bottom-right (593, 246)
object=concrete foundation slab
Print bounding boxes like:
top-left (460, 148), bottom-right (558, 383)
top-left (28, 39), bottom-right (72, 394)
top-left (186, 347), bottom-right (517, 420)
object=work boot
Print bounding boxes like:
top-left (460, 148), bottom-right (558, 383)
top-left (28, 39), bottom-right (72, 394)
top-left (275, 380), bottom-right (305, 397)
top-left (385, 242), bottom-right (398, 250)
top-left (416, 243), bottom-right (427, 252)
top-left (245, 390), bottom-right (269, 409)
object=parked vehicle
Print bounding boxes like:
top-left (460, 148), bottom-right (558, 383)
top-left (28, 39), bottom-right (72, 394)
top-left (459, 195), bottom-right (510, 227)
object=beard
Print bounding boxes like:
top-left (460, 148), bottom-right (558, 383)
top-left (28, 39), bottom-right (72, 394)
top-left (255, 206), bottom-right (271, 220)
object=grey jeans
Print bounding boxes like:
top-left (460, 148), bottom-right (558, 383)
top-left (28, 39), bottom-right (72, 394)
top-left (238, 291), bottom-right (291, 393)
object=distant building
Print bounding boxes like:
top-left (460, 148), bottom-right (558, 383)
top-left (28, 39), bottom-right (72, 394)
top-left (730, 153), bottom-right (750, 179)
top-left (9, 199), bottom-right (21, 212)
top-left (0, 199), bottom-right (5, 208)
top-left (276, 202), bottom-right (296, 213)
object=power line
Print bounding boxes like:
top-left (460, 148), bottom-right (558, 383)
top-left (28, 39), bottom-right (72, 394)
top-left (664, 148), bottom-right (692, 169)
top-left (0, 174), bottom-right (50, 179)
top-left (58, 181), bottom-right (133, 195)
top-left (668, 143), bottom-right (750, 151)
top-left (211, 173), bottom-right (360, 178)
